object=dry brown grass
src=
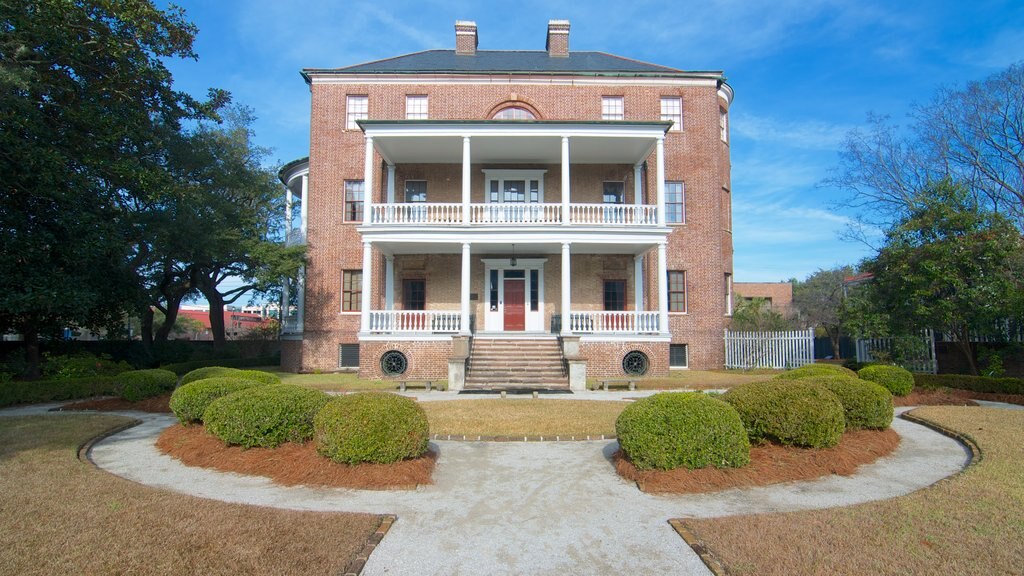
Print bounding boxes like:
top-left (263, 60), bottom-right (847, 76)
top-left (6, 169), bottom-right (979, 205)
top-left (421, 399), bottom-right (629, 437)
top-left (0, 415), bottom-right (381, 576)
top-left (618, 428), bottom-right (900, 494)
top-left (681, 407), bottom-right (1024, 576)
top-left (157, 423), bottom-right (435, 489)
top-left (634, 369), bottom-right (777, 390)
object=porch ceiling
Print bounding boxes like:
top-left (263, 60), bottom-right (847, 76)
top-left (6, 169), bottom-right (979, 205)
top-left (373, 240), bottom-right (657, 256)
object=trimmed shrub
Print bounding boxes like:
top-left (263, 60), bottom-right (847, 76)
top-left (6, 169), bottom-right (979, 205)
top-left (314, 393), bottom-right (429, 464)
top-left (775, 363), bottom-right (858, 380)
top-left (0, 376), bottom-right (117, 407)
top-left (858, 365), bottom-right (914, 396)
top-left (800, 375), bottom-right (893, 430)
top-left (181, 366), bottom-right (242, 385)
top-left (169, 377), bottom-right (267, 424)
top-left (42, 352), bottom-right (132, 380)
top-left (914, 373), bottom-right (1024, 395)
top-left (722, 380), bottom-right (845, 448)
top-left (234, 370), bottom-right (282, 386)
top-left (615, 392), bottom-right (750, 471)
top-left (162, 356), bottom-right (280, 376)
top-left (203, 385), bottom-right (331, 448)
top-left (117, 369), bottom-right (178, 402)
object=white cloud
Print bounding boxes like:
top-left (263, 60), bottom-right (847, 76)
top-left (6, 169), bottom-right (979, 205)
top-left (732, 112), bottom-right (852, 150)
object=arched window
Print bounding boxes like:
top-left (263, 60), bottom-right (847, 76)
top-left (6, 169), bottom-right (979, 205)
top-left (492, 106), bottom-right (536, 120)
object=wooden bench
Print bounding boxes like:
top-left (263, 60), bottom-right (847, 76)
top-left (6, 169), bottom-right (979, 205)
top-left (592, 379), bottom-right (637, 391)
top-left (398, 380), bottom-right (445, 392)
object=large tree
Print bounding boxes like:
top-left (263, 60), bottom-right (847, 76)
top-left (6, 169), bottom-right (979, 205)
top-left (792, 266), bottom-right (854, 359)
top-left (830, 62), bottom-right (1024, 234)
top-left (863, 179), bottom-right (1022, 374)
top-left (0, 0), bottom-right (224, 375)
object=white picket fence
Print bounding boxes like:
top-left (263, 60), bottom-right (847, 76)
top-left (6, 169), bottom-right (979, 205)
top-left (724, 328), bottom-right (814, 370)
top-left (855, 329), bottom-right (938, 374)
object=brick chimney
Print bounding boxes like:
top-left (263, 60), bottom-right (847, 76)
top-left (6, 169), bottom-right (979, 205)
top-left (455, 20), bottom-right (478, 56)
top-left (546, 20), bottom-right (570, 58)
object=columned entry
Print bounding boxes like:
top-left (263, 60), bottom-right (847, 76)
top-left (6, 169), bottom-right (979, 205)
top-left (482, 258), bottom-right (547, 332)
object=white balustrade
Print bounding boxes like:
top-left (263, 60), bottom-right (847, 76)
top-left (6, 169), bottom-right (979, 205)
top-left (281, 316), bottom-right (300, 333)
top-left (469, 203), bottom-right (562, 224)
top-left (370, 203), bottom-right (462, 225)
top-left (567, 311), bottom-right (660, 334)
top-left (368, 310), bottom-right (462, 333)
top-left (569, 203), bottom-right (658, 225)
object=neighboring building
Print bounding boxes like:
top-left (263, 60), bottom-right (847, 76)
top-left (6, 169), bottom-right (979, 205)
top-left (279, 20), bottom-right (734, 388)
top-left (734, 282), bottom-right (794, 315)
top-left (177, 307), bottom-right (272, 341)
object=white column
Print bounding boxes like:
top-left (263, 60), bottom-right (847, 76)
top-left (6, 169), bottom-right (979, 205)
top-left (384, 255), bottom-right (394, 310)
top-left (460, 243), bottom-right (471, 335)
top-left (296, 266), bottom-right (305, 332)
top-left (281, 276), bottom-right (290, 328)
top-left (462, 136), bottom-right (471, 226)
top-left (364, 136), bottom-right (375, 225)
top-left (561, 136), bottom-right (570, 225)
top-left (561, 242), bottom-right (571, 335)
top-left (299, 174), bottom-right (308, 239)
top-left (633, 163), bottom-right (643, 206)
top-left (656, 136), bottom-right (666, 226)
top-left (386, 164), bottom-right (396, 204)
top-left (285, 186), bottom-right (293, 240)
top-left (657, 243), bottom-right (668, 334)
top-left (360, 242), bottom-right (373, 333)
top-left (634, 254), bottom-right (644, 312)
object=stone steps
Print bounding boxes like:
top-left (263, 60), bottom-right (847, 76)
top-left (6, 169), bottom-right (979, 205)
top-left (466, 338), bottom-right (567, 388)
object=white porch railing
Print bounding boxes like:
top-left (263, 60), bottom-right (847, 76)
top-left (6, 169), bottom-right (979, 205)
top-left (568, 311), bottom-right (660, 334)
top-left (724, 329), bottom-right (814, 369)
top-left (370, 203), bottom-right (462, 225)
top-left (281, 316), bottom-right (300, 333)
top-left (368, 310), bottom-right (461, 333)
top-left (569, 204), bottom-right (658, 225)
top-left (469, 203), bottom-right (562, 224)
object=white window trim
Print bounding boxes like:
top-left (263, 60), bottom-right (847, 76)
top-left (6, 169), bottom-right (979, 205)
top-left (346, 95), bottom-right (368, 130)
top-left (668, 269), bottom-right (688, 315)
top-left (666, 181), bottom-right (686, 225)
top-left (660, 96), bottom-right (682, 131)
top-left (720, 108), bottom-right (728, 142)
top-left (481, 169), bottom-right (548, 203)
top-left (405, 95), bottom-right (428, 120)
top-left (601, 96), bottom-right (624, 121)
top-left (669, 343), bottom-right (689, 369)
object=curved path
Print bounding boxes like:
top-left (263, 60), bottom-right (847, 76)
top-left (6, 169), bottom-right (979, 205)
top-left (2, 401), bottom-right (977, 575)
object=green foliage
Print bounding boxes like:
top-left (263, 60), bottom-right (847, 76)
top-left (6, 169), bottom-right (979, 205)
top-left (913, 374), bottom-right (1024, 395)
top-left (858, 365), bottom-right (915, 396)
top-left (792, 266), bottom-right (855, 357)
top-left (234, 370), bottom-right (282, 386)
top-left (775, 363), bottom-right (858, 380)
top-left (0, 376), bottom-right (118, 407)
top-left (181, 366), bottom-right (242, 385)
top-left (41, 353), bottom-right (132, 380)
top-left (798, 375), bottom-right (893, 430)
top-left (314, 393), bottom-right (430, 464)
top-left (162, 356), bottom-right (279, 376)
top-left (722, 381), bottom-right (846, 448)
top-left (116, 369), bottom-right (178, 402)
top-left (977, 346), bottom-right (1006, 378)
top-left (615, 392), bottom-right (750, 471)
top-left (730, 297), bottom-right (795, 332)
top-left (203, 385), bottom-right (331, 448)
top-left (168, 377), bottom-right (268, 424)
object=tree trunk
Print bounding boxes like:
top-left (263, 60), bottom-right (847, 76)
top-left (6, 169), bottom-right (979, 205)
top-left (195, 275), bottom-right (228, 349)
top-left (154, 292), bottom-right (186, 342)
top-left (23, 328), bottom-right (41, 379)
top-left (955, 336), bottom-right (978, 375)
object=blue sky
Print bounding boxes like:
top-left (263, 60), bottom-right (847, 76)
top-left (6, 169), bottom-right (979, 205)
top-left (163, 0), bottom-right (1024, 286)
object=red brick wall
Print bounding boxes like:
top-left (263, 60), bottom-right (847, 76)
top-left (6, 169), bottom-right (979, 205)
top-left (359, 340), bottom-right (452, 380)
top-left (580, 341), bottom-right (670, 378)
top-left (280, 339), bottom-right (303, 372)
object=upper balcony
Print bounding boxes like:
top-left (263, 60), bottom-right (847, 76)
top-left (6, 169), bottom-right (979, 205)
top-left (357, 120), bottom-right (673, 237)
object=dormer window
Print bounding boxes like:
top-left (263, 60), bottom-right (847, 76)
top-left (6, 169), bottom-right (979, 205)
top-left (493, 107), bottom-right (536, 120)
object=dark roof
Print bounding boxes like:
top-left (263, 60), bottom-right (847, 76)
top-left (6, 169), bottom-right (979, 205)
top-left (303, 50), bottom-right (723, 79)
top-left (278, 156), bottom-right (308, 184)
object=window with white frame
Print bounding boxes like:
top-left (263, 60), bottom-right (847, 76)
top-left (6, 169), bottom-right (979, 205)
top-left (720, 107), bottom-right (728, 142)
top-left (341, 270), bottom-right (362, 312)
top-left (660, 96), bottom-right (682, 131)
top-left (602, 181), bottom-right (624, 204)
top-left (666, 181), bottom-right (685, 224)
top-left (406, 95), bottom-right (428, 120)
top-left (602, 96), bottom-right (624, 120)
top-left (344, 180), bottom-right (364, 222)
top-left (493, 107), bottom-right (536, 120)
top-left (483, 170), bottom-right (546, 203)
top-left (669, 344), bottom-right (688, 368)
top-left (724, 272), bottom-right (733, 316)
top-left (404, 180), bottom-right (427, 202)
top-left (346, 95), bottom-right (367, 129)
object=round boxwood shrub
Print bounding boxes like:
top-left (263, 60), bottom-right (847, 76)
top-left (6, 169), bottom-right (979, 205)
top-left (233, 369), bottom-right (281, 386)
top-left (799, 375), bottom-right (893, 430)
top-left (181, 366), bottom-right (242, 385)
top-left (314, 392), bottom-right (429, 464)
top-left (722, 380), bottom-right (845, 448)
top-left (615, 392), bottom-right (750, 471)
top-left (203, 384), bottom-right (331, 448)
top-left (858, 364), bottom-right (914, 396)
top-left (169, 377), bottom-right (267, 424)
top-left (775, 363), bottom-right (858, 380)
top-left (117, 369), bottom-right (178, 402)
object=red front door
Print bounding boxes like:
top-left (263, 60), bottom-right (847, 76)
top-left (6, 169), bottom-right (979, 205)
top-left (503, 279), bottom-right (525, 331)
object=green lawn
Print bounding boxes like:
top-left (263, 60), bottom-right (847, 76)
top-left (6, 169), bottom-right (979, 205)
top-left (253, 367), bottom-right (399, 392)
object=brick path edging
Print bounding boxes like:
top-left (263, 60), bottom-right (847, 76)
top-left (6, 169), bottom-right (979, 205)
top-left (341, 514), bottom-right (397, 576)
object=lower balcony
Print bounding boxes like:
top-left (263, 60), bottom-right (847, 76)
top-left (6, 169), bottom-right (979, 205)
top-left (368, 202), bottom-right (658, 227)
top-left (368, 310), bottom-right (462, 333)
top-left (568, 311), bottom-right (661, 334)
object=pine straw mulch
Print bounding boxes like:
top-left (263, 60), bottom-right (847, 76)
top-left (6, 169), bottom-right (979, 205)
top-left (60, 393), bottom-right (173, 413)
top-left (615, 427), bottom-right (901, 494)
top-left (894, 389), bottom-right (979, 407)
top-left (156, 424), bottom-right (435, 490)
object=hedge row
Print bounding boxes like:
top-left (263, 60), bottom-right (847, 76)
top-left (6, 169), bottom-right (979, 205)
top-left (0, 376), bottom-right (118, 407)
top-left (180, 366), bottom-right (281, 386)
top-left (798, 375), bottom-right (894, 430)
top-left (913, 373), bottom-right (1024, 395)
top-left (169, 377), bottom-right (268, 424)
top-left (117, 369), bottom-right (178, 402)
top-left (722, 380), bottom-right (846, 448)
top-left (776, 363), bottom-right (858, 380)
top-left (314, 393), bottom-right (430, 464)
top-left (858, 365), bottom-right (914, 396)
top-left (161, 356), bottom-right (280, 376)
